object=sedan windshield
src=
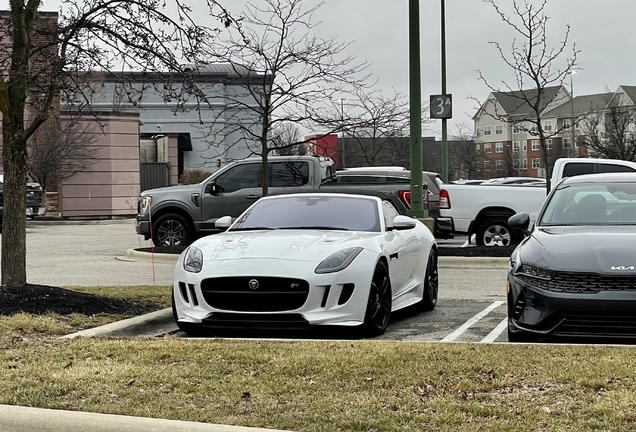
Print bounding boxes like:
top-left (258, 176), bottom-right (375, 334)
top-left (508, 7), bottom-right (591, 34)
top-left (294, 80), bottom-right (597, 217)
top-left (230, 195), bottom-right (381, 232)
top-left (540, 183), bottom-right (636, 226)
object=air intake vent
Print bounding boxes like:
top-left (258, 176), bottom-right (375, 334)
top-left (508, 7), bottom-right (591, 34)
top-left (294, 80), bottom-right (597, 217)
top-left (338, 284), bottom-right (355, 305)
top-left (513, 293), bottom-right (526, 320)
top-left (179, 282), bottom-right (189, 304)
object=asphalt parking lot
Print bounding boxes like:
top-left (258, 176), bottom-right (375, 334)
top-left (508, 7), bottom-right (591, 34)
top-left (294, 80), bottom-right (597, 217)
top-left (12, 220), bottom-right (510, 342)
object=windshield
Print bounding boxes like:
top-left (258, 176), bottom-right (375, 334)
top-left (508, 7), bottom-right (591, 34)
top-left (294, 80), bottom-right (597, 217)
top-left (230, 195), bottom-right (381, 232)
top-left (540, 183), bottom-right (636, 226)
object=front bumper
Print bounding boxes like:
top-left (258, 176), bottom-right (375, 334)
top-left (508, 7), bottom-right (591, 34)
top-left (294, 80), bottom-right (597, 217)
top-left (508, 273), bottom-right (636, 339)
top-left (136, 218), bottom-right (151, 239)
top-left (172, 251), bottom-right (378, 329)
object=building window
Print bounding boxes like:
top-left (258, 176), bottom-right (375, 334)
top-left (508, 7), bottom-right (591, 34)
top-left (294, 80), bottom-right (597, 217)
top-left (522, 159), bottom-right (528, 169)
top-left (475, 143), bottom-right (481, 153)
top-left (484, 143), bottom-right (492, 153)
top-left (532, 158), bottom-right (541, 169)
top-left (484, 160), bottom-right (491, 170)
top-left (513, 123), bottom-right (523, 134)
top-left (530, 124), bottom-right (538, 135)
top-left (513, 159), bottom-right (520, 169)
top-left (563, 119), bottom-right (572, 129)
top-left (522, 142), bottom-right (527, 151)
top-left (575, 139), bottom-right (579, 149)
top-left (483, 126), bottom-right (492, 136)
top-left (546, 139), bottom-right (552, 150)
top-left (532, 140), bottom-right (540, 151)
top-left (512, 141), bottom-right (520, 152)
top-left (495, 125), bottom-right (503, 135)
top-left (495, 142), bottom-right (503, 153)
top-left (496, 160), bottom-right (504, 170)
top-left (563, 138), bottom-right (571, 148)
top-left (544, 120), bottom-right (552, 131)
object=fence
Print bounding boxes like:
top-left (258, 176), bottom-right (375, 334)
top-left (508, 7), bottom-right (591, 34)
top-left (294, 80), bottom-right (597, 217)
top-left (140, 162), bottom-right (170, 192)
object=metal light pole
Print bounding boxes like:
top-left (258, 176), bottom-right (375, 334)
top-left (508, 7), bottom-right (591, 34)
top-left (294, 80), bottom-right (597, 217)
top-left (569, 71), bottom-right (576, 154)
top-left (339, 98), bottom-right (346, 168)
top-left (440, 0), bottom-right (449, 183)
top-left (408, 0), bottom-right (425, 218)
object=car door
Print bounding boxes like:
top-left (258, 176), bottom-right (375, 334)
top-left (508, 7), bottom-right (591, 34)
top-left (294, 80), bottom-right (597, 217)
top-left (381, 200), bottom-right (414, 295)
top-left (200, 163), bottom-right (262, 230)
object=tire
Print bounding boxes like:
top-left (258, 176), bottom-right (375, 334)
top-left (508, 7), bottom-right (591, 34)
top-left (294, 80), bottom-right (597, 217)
top-left (507, 327), bottom-right (539, 343)
top-left (476, 217), bottom-right (519, 247)
top-left (418, 249), bottom-right (439, 311)
top-left (152, 213), bottom-right (193, 247)
top-left (360, 261), bottom-right (392, 337)
top-left (171, 292), bottom-right (204, 336)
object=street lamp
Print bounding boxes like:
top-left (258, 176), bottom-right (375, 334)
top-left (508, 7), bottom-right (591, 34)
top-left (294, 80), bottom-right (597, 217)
top-left (408, 0), bottom-right (425, 218)
top-left (569, 70), bottom-right (577, 154)
top-left (339, 98), bottom-right (346, 168)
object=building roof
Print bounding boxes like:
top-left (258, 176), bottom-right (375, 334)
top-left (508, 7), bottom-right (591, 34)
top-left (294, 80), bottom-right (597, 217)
top-left (490, 86), bottom-right (564, 117)
top-left (618, 86), bottom-right (636, 105)
top-left (542, 92), bottom-right (612, 118)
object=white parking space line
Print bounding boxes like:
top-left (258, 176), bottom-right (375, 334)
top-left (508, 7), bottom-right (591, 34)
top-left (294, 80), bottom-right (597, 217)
top-left (480, 317), bottom-right (509, 343)
top-left (441, 301), bottom-right (505, 342)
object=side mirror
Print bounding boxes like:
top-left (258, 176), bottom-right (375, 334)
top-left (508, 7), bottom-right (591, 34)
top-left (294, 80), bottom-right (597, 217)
top-left (215, 216), bottom-right (232, 230)
top-left (205, 182), bottom-right (219, 194)
top-left (392, 215), bottom-right (417, 231)
top-left (508, 212), bottom-right (531, 236)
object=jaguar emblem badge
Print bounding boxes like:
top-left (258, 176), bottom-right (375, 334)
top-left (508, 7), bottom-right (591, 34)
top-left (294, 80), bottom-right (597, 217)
top-left (248, 279), bottom-right (260, 290)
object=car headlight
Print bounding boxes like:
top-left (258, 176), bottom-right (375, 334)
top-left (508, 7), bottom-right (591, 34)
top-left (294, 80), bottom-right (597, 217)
top-left (315, 247), bottom-right (363, 274)
top-left (183, 247), bottom-right (203, 273)
top-left (138, 196), bottom-right (152, 216)
top-left (516, 264), bottom-right (554, 280)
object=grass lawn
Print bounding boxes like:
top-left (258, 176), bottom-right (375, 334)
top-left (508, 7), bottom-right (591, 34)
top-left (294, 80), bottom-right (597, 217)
top-left (2, 335), bottom-right (636, 431)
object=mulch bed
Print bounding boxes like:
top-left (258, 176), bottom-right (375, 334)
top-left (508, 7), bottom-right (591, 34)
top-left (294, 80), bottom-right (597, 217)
top-left (438, 245), bottom-right (516, 257)
top-left (136, 245), bottom-right (516, 258)
top-left (0, 285), bottom-right (158, 316)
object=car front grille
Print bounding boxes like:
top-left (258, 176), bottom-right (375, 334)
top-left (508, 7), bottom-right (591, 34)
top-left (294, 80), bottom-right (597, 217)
top-left (200, 277), bottom-right (310, 312)
top-left (555, 314), bottom-right (636, 338)
top-left (519, 272), bottom-right (636, 294)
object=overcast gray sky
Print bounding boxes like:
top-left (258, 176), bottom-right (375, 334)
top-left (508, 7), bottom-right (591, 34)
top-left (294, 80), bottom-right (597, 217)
top-left (4, 0), bottom-right (635, 137)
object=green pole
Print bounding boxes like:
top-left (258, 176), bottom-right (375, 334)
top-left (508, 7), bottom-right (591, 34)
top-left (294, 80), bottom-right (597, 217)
top-left (441, 0), bottom-right (449, 183)
top-left (408, 0), bottom-right (425, 218)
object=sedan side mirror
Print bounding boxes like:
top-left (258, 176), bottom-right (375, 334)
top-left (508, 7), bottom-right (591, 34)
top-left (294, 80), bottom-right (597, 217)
top-left (508, 212), bottom-right (531, 236)
top-left (392, 215), bottom-right (417, 231)
top-left (215, 216), bottom-right (232, 230)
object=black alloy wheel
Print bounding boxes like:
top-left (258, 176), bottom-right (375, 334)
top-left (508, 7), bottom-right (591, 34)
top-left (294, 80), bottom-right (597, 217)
top-left (361, 261), bottom-right (392, 337)
top-left (152, 213), bottom-right (193, 247)
top-left (419, 249), bottom-right (439, 311)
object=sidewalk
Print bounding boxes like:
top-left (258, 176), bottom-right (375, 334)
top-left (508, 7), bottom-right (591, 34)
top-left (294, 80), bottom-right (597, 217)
top-left (0, 405), bottom-right (292, 432)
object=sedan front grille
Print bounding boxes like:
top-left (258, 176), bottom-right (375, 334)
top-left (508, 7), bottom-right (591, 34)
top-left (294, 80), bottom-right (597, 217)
top-left (519, 272), bottom-right (636, 294)
top-left (200, 277), bottom-right (310, 312)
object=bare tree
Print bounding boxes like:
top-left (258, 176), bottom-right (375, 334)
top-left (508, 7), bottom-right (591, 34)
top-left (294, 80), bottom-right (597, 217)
top-left (28, 116), bottom-right (100, 193)
top-left (271, 122), bottom-right (305, 156)
top-left (475, 0), bottom-right (580, 192)
top-left (449, 123), bottom-right (482, 179)
top-left (0, 0), bottom-right (232, 287)
top-left (583, 100), bottom-right (636, 162)
top-left (341, 88), bottom-right (413, 167)
top-left (209, 0), bottom-right (368, 195)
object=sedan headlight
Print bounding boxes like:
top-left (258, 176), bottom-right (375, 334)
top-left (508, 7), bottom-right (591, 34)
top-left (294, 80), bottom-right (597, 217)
top-left (315, 247), bottom-right (363, 274)
top-left (516, 264), bottom-right (554, 280)
top-left (138, 196), bottom-right (152, 216)
top-left (183, 247), bottom-right (203, 273)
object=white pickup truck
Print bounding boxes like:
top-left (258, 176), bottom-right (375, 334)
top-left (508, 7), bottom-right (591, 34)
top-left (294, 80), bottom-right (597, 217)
top-left (439, 158), bottom-right (636, 246)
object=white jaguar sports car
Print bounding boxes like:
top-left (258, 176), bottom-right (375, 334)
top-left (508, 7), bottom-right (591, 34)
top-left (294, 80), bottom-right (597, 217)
top-left (172, 193), bottom-right (438, 337)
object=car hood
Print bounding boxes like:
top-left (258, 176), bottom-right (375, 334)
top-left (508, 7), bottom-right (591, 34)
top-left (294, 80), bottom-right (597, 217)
top-left (141, 184), bottom-right (200, 196)
top-left (193, 230), bottom-right (379, 262)
top-left (519, 226), bottom-right (636, 274)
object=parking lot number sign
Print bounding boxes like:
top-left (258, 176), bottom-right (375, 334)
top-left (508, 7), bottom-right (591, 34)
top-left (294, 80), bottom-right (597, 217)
top-left (430, 94), bottom-right (452, 119)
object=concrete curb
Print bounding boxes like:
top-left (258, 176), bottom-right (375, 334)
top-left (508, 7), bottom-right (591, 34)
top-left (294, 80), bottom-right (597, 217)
top-left (28, 218), bottom-right (134, 226)
top-left (0, 404), bottom-right (291, 432)
top-left (122, 248), bottom-right (510, 267)
top-left (62, 308), bottom-right (177, 339)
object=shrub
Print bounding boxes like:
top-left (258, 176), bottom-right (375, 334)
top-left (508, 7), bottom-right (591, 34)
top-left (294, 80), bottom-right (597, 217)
top-left (179, 169), bottom-right (212, 185)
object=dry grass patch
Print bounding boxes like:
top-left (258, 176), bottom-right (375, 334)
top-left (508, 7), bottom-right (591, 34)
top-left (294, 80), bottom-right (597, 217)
top-left (2, 339), bottom-right (636, 431)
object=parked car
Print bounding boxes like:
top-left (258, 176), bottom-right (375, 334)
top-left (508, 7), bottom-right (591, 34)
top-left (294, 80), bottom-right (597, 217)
top-left (451, 179), bottom-right (486, 185)
top-left (438, 158), bottom-right (636, 246)
top-left (480, 177), bottom-right (546, 185)
top-left (333, 168), bottom-right (452, 238)
top-left (172, 192), bottom-right (438, 337)
top-left (506, 172), bottom-right (636, 342)
top-left (137, 156), bottom-right (421, 247)
top-left (0, 175), bottom-right (45, 224)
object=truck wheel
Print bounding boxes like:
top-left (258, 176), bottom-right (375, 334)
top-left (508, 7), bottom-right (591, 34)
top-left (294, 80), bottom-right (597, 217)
top-left (152, 213), bottom-right (193, 248)
top-left (476, 218), bottom-right (518, 247)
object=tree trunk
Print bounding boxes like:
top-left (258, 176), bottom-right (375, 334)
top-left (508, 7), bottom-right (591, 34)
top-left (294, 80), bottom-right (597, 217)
top-left (2, 128), bottom-right (28, 287)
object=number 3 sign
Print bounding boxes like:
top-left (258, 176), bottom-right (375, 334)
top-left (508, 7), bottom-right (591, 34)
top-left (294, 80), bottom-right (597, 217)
top-left (430, 94), bottom-right (452, 119)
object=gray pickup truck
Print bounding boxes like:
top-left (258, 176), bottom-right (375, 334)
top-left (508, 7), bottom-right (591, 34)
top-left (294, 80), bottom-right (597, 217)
top-left (0, 177), bottom-right (45, 228)
top-left (136, 155), bottom-right (422, 247)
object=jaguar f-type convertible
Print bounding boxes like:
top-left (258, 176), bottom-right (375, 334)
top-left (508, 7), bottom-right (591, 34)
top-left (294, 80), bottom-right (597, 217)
top-left (507, 173), bottom-right (636, 342)
top-left (172, 193), bottom-right (438, 337)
